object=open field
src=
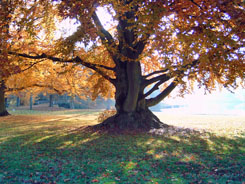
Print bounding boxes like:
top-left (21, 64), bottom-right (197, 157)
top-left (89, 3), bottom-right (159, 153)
top-left (0, 110), bottom-right (244, 183)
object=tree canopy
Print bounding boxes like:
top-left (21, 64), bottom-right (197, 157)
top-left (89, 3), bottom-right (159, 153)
top-left (1, 0), bottom-right (244, 129)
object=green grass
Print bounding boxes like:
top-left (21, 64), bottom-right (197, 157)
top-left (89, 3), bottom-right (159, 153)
top-left (8, 109), bottom-right (101, 115)
top-left (0, 111), bottom-right (244, 183)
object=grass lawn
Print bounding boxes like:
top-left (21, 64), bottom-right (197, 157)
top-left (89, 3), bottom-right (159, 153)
top-left (0, 110), bottom-right (244, 184)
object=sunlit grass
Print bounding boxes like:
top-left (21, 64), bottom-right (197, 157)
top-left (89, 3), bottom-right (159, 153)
top-left (0, 110), bottom-right (244, 183)
top-left (8, 108), bottom-right (101, 115)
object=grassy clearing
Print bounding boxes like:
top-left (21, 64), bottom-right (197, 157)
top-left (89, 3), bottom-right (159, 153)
top-left (0, 111), bottom-right (244, 184)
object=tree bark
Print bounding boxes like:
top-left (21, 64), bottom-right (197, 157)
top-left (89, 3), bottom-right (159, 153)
top-left (96, 60), bottom-right (169, 131)
top-left (16, 96), bottom-right (20, 107)
top-left (96, 108), bottom-right (169, 131)
top-left (49, 94), bottom-right (54, 107)
top-left (29, 94), bottom-right (33, 110)
top-left (123, 61), bottom-right (141, 112)
top-left (70, 96), bottom-right (75, 109)
top-left (0, 81), bottom-right (9, 116)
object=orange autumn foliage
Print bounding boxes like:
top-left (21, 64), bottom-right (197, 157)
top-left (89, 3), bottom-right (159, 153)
top-left (0, 0), bottom-right (244, 124)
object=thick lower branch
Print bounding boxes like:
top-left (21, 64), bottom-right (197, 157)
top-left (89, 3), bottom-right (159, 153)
top-left (146, 79), bottom-right (178, 107)
top-left (7, 84), bottom-right (65, 94)
top-left (5, 51), bottom-right (116, 85)
top-left (143, 78), bottom-right (169, 99)
top-left (142, 60), bottom-right (199, 89)
top-left (143, 68), bottom-right (169, 79)
top-left (142, 73), bottom-right (171, 89)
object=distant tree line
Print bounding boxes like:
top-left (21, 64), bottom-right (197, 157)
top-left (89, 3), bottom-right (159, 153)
top-left (6, 93), bottom-right (115, 110)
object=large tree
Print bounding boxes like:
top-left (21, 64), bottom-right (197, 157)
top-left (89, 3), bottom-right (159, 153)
top-left (0, 0), bottom-right (23, 116)
top-left (0, 0), bottom-right (67, 115)
top-left (2, 0), bottom-right (244, 129)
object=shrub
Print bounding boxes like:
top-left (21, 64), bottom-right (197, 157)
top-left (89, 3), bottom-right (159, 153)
top-left (97, 109), bottom-right (116, 123)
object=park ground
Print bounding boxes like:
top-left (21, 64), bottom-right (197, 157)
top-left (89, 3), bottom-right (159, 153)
top-left (0, 106), bottom-right (244, 183)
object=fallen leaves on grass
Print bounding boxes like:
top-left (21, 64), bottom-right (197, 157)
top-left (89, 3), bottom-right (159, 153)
top-left (0, 112), bottom-right (244, 183)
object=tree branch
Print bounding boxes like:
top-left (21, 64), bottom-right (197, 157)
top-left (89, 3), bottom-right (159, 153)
top-left (142, 73), bottom-right (172, 89)
top-left (146, 79), bottom-right (178, 107)
top-left (143, 68), bottom-right (169, 79)
top-left (142, 78), bottom-right (168, 99)
top-left (189, 0), bottom-right (203, 10)
top-left (6, 84), bottom-right (65, 94)
top-left (142, 59), bottom-right (199, 104)
top-left (134, 33), bottom-right (151, 56)
top-left (91, 11), bottom-right (120, 66)
top-left (73, 56), bottom-right (115, 84)
top-left (91, 12), bottom-right (115, 46)
top-left (6, 51), bottom-right (116, 85)
top-left (173, 59), bottom-right (200, 77)
top-left (20, 59), bottom-right (46, 72)
top-left (33, 84), bottom-right (66, 94)
top-left (143, 59), bottom-right (199, 88)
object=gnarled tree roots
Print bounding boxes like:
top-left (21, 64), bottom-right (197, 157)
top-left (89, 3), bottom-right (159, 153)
top-left (93, 109), bottom-right (169, 132)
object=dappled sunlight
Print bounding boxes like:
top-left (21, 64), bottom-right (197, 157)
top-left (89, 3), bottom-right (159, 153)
top-left (57, 140), bottom-right (74, 149)
top-left (179, 153), bottom-right (197, 162)
top-left (0, 113), bottom-right (244, 183)
top-left (35, 135), bottom-right (55, 144)
top-left (0, 114), bottom-right (99, 148)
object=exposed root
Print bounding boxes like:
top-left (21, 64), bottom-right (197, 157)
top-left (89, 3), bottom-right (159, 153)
top-left (90, 110), bottom-right (170, 133)
top-left (88, 110), bottom-right (206, 136)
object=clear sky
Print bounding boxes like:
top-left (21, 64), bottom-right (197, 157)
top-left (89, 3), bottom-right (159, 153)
top-left (163, 87), bottom-right (245, 115)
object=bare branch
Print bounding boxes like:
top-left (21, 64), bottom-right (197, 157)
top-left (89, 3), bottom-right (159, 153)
top-left (6, 84), bottom-right (65, 94)
top-left (91, 12), bottom-right (119, 66)
top-left (142, 78), bottom-right (168, 99)
top-left (20, 59), bottom-right (45, 72)
top-left (143, 68), bottom-right (169, 79)
top-left (143, 60), bottom-right (199, 88)
top-left (92, 12), bottom-right (115, 45)
top-left (142, 73), bottom-right (172, 89)
top-left (179, 59), bottom-right (200, 71)
top-left (146, 79), bottom-right (178, 107)
top-left (142, 60), bottom-right (199, 102)
top-left (189, 0), bottom-right (203, 10)
top-left (33, 84), bottom-right (66, 94)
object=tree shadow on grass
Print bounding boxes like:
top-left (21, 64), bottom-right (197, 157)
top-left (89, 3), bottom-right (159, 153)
top-left (0, 125), bottom-right (244, 184)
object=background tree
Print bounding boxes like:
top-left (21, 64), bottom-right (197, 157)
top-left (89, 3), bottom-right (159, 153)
top-left (0, 0), bottom-right (66, 115)
top-left (6, 60), bottom-right (94, 102)
top-left (2, 0), bottom-right (244, 130)
top-left (0, 0), bottom-right (22, 116)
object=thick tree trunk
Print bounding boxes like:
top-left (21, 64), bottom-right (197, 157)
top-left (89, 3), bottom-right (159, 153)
top-left (96, 61), bottom-right (168, 131)
top-left (122, 61), bottom-right (141, 112)
top-left (0, 81), bottom-right (9, 116)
